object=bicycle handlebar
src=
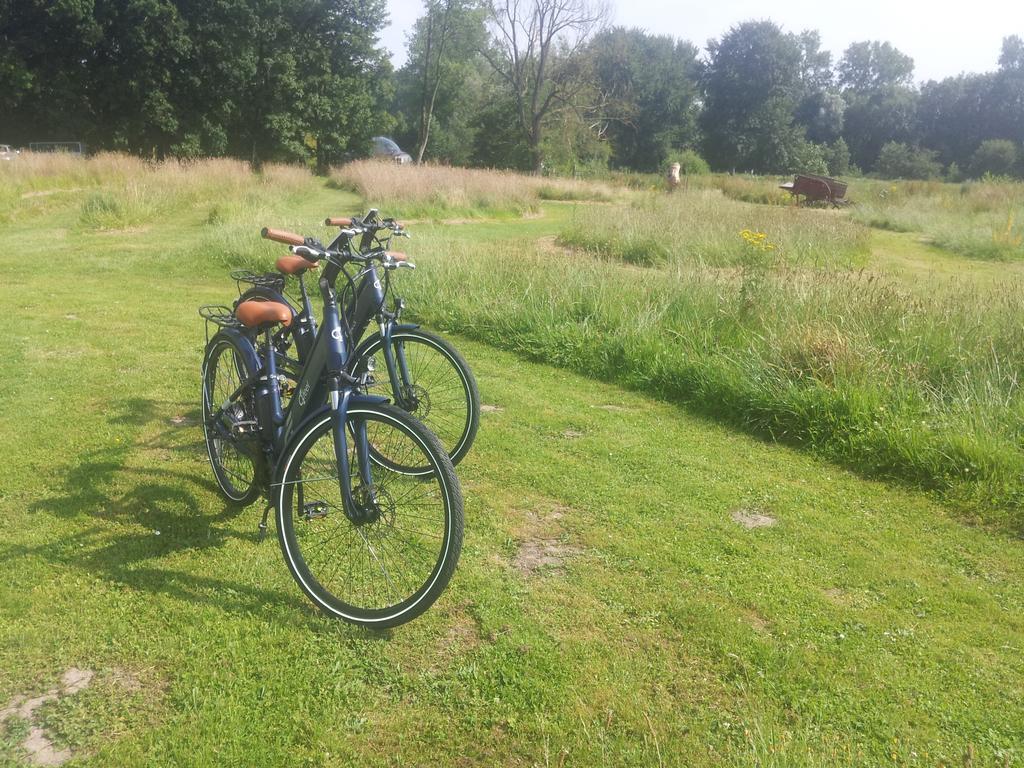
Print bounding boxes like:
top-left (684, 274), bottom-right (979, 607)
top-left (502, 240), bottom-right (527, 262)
top-left (261, 227), bottom-right (305, 246)
top-left (325, 211), bottom-right (407, 235)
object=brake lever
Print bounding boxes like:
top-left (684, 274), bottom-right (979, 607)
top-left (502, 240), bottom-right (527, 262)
top-left (290, 245), bottom-right (322, 260)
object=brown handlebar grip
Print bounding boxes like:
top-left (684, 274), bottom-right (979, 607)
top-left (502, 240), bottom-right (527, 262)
top-left (261, 227), bottom-right (305, 246)
top-left (386, 251), bottom-right (408, 262)
top-left (324, 217), bottom-right (353, 227)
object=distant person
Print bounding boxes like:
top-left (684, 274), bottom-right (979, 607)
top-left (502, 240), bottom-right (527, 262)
top-left (667, 162), bottom-right (681, 192)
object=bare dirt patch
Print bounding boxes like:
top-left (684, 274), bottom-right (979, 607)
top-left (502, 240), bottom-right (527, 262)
top-left (510, 500), bottom-right (578, 577)
top-left (1, 666), bottom-right (155, 767)
top-left (169, 414), bottom-right (196, 426)
top-left (561, 429), bottom-right (584, 439)
top-left (744, 609), bottom-right (771, 632)
top-left (0, 668), bottom-right (94, 767)
top-left (513, 538), bottom-right (579, 576)
top-left (442, 609), bottom-right (483, 653)
top-left (590, 404), bottom-right (629, 412)
top-left (731, 508), bottom-right (777, 529)
top-left (536, 235), bottom-right (575, 257)
top-left (480, 404), bottom-right (503, 414)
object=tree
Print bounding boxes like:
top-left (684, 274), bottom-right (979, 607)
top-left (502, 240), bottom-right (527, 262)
top-left (469, 89), bottom-right (532, 167)
top-left (90, 0), bottom-right (192, 156)
top-left (700, 20), bottom-right (811, 173)
top-left (970, 139), bottom-right (1018, 178)
top-left (396, 0), bottom-right (486, 164)
top-left (481, 0), bottom-right (607, 171)
top-left (0, 0), bottom-right (101, 146)
top-left (917, 74), bottom-right (990, 168)
top-left (842, 85), bottom-right (918, 172)
top-left (989, 36), bottom-right (1024, 150)
top-left (824, 137), bottom-right (850, 176)
top-left (300, 0), bottom-right (394, 171)
top-left (837, 40), bottom-right (917, 172)
top-left (588, 27), bottom-right (700, 172)
top-left (999, 35), bottom-right (1024, 72)
top-left (838, 41), bottom-right (914, 94)
top-left (875, 141), bottom-right (940, 179)
top-left (0, 0), bottom-right (392, 165)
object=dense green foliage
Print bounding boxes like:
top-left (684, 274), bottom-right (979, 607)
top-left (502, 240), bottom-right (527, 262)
top-left (588, 28), bottom-right (701, 172)
top-left (874, 141), bottom-right (942, 180)
top-left (0, 0), bottom-right (392, 166)
top-left (2, 1), bottom-right (1023, 178)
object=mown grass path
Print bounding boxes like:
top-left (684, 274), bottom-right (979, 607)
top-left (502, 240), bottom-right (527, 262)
top-left (867, 228), bottom-right (1024, 287)
top-left (1, 183), bottom-right (1023, 765)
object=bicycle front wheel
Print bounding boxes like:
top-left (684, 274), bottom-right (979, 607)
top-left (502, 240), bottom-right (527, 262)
top-left (353, 329), bottom-right (480, 467)
top-left (276, 403), bottom-right (463, 627)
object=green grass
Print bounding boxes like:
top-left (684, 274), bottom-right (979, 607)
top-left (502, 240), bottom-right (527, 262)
top-left (2, 160), bottom-right (1024, 765)
top-left (401, 201), bottom-right (1024, 529)
top-left (848, 179), bottom-right (1024, 261)
top-left (557, 190), bottom-right (869, 268)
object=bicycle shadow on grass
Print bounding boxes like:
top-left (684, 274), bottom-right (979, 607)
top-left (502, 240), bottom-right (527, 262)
top-left (17, 396), bottom-right (389, 637)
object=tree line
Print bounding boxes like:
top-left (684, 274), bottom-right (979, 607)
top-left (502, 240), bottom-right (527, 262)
top-left (3, 0), bottom-right (1023, 179)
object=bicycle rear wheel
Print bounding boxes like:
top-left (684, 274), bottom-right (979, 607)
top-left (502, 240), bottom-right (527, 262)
top-left (276, 403), bottom-right (463, 627)
top-left (201, 333), bottom-right (262, 506)
top-left (353, 328), bottom-right (480, 468)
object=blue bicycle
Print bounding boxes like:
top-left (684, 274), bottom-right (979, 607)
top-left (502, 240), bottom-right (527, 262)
top-left (232, 211), bottom-right (480, 467)
top-left (200, 225), bottom-right (463, 627)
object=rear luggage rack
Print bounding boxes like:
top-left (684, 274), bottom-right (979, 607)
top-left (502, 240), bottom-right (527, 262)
top-left (199, 304), bottom-right (241, 328)
top-left (199, 304), bottom-right (243, 344)
top-left (230, 269), bottom-right (285, 294)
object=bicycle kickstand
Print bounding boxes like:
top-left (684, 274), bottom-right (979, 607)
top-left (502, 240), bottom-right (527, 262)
top-left (258, 503), bottom-right (272, 542)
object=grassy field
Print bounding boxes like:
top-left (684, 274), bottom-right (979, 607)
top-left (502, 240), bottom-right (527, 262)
top-left (2, 157), bottom-right (1024, 766)
top-left (393, 178), bottom-right (1024, 529)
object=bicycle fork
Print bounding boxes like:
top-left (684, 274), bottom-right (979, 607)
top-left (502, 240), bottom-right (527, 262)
top-left (329, 387), bottom-right (377, 524)
top-left (379, 321), bottom-right (417, 410)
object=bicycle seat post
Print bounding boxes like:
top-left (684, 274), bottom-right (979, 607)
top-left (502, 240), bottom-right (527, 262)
top-left (256, 326), bottom-right (285, 440)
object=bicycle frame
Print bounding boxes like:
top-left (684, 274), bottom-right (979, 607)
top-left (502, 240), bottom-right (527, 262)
top-left (212, 258), bottom-right (388, 518)
top-left (248, 258), bottom-right (424, 413)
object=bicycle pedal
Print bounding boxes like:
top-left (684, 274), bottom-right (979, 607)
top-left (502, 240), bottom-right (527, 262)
top-left (301, 501), bottom-right (329, 521)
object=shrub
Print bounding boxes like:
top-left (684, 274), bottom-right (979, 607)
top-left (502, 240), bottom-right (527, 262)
top-left (969, 139), bottom-right (1019, 179)
top-left (875, 142), bottom-right (942, 180)
top-left (787, 140), bottom-right (829, 175)
top-left (669, 149), bottom-right (710, 176)
top-left (825, 138), bottom-right (851, 177)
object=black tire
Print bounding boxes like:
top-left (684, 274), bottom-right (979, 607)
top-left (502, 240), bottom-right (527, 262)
top-left (276, 403), bottom-right (463, 627)
top-left (352, 329), bottom-right (480, 467)
top-left (201, 333), bottom-right (262, 506)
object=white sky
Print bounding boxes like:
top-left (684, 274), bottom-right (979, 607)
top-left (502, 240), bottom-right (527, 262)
top-left (378, 0), bottom-right (1024, 83)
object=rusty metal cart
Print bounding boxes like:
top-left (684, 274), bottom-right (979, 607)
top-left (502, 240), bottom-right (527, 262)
top-left (779, 174), bottom-right (850, 207)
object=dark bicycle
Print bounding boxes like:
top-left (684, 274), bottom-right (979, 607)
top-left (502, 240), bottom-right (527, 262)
top-left (233, 210), bottom-right (480, 467)
top-left (200, 225), bottom-right (463, 628)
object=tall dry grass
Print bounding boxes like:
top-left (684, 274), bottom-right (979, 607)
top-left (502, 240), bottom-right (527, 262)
top-left (329, 160), bottom-right (615, 218)
top-left (0, 152), bottom-right (312, 229)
